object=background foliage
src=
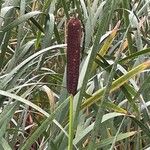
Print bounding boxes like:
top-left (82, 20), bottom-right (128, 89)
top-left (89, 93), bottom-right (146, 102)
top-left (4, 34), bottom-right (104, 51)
top-left (0, 0), bottom-right (150, 149)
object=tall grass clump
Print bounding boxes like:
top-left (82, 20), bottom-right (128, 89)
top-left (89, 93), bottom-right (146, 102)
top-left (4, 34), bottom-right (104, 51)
top-left (0, 0), bottom-right (150, 149)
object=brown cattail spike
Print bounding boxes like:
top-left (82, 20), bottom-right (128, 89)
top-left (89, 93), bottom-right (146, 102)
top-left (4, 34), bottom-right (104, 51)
top-left (67, 17), bottom-right (82, 95)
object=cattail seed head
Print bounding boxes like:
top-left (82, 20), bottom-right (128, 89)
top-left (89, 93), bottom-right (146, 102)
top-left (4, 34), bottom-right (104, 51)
top-left (67, 17), bottom-right (82, 95)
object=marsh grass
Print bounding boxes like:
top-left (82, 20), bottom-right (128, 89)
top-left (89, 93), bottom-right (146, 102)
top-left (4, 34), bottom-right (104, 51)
top-left (0, 0), bottom-right (150, 149)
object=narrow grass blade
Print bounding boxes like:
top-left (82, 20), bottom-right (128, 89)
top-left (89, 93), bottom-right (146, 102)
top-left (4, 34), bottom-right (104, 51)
top-left (96, 131), bottom-right (137, 148)
top-left (1, 11), bottom-right (41, 32)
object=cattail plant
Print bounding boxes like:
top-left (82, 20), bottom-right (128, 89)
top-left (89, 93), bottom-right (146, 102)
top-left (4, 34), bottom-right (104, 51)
top-left (67, 17), bottom-right (82, 95)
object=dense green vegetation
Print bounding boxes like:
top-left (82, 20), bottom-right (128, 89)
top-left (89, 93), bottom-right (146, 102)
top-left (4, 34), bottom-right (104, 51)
top-left (0, 0), bottom-right (150, 149)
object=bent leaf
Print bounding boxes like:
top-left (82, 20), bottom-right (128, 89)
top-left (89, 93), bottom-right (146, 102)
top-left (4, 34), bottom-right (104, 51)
top-left (82, 60), bottom-right (150, 109)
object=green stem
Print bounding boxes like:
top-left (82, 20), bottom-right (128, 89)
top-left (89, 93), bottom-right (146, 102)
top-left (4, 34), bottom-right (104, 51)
top-left (68, 95), bottom-right (74, 150)
top-left (87, 52), bottom-right (121, 149)
top-left (61, 0), bottom-right (69, 19)
top-left (122, 0), bottom-right (134, 54)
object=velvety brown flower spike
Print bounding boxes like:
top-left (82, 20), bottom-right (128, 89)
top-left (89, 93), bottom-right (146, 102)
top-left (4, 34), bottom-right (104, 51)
top-left (67, 17), bottom-right (82, 96)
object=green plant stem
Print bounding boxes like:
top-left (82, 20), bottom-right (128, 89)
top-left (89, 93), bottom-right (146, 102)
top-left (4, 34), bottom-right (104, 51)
top-left (122, 0), bottom-right (134, 54)
top-left (87, 38), bottom-right (124, 149)
top-left (110, 116), bottom-right (126, 150)
top-left (61, 0), bottom-right (69, 19)
top-left (35, 0), bottom-right (53, 48)
top-left (68, 94), bottom-right (74, 150)
top-left (87, 58), bottom-right (121, 149)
